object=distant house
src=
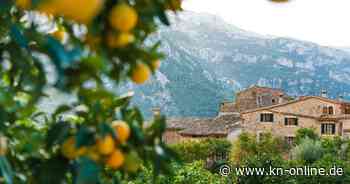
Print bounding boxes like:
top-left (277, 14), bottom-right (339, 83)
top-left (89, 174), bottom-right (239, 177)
top-left (219, 85), bottom-right (291, 115)
top-left (163, 114), bottom-right (241, 144)
top-left (162, 85), bottom-right (350, 145)
top-left (241, 95), bottom-right (350, 144)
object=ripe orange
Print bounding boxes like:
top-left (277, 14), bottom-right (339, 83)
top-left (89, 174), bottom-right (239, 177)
top-left (97, 135), bottom-right (115, 155)
top-left (151, 59), bottom-right (161, 70)
top-left (109, 4), bottom-right (138, 32)
top-left (131, 63), bottom-right (151, 84)
top-left (85, 145), bottom-right (101, 162)
top-left (38, 0), bottom-right (104, 24)
top-left (112, 120), bottom-right (130, 144)
top-left (61, 137), bottom-right (87, 160)
top-left (106, 149), bottom-right (124, 169)
top-left (51, 29), bottom-right (66, 42)
top-left (106, 32), bottom-right (135, 48)
top-left (16, 0), bottom-right (31, 9)
top-left (0, 136), bottom-right (7, 156)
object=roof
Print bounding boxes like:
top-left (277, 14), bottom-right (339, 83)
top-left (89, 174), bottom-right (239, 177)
top-left (166, 118), bottom-right (206, 130)
top-left (220, 102), bottom-right (237, 113)
top-left (241, 96), bottom-right (349, 114)
top-left (173, 114), bottom-right (241, 137)
top-left (237, 85), bottom-right (285, 96)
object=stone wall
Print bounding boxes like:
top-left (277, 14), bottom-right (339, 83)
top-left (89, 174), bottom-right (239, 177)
top-left (241, 97), bottom-right (345, 138)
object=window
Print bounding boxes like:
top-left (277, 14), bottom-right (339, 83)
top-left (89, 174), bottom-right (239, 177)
top-left (321, 123), bottom-right (336, 135)
top-left (272, 99), bottom-right (276, 104)
top-left (344, 106), bottom-right (350, 114)
top-left (328, 106), bottom-right (334, 115)
top-left (285, 136), bottom-right (295, 145)
top-left (322, 106), bottom-right (335, 115)
top-left (322, 106), bottom-right (328, 114)
top-left (284, 117), bottom-right (298, 126)
top-left (260, 113), bottom-right (274, 122)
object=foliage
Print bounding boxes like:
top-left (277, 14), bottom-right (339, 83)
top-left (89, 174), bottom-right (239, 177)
top-left (170, 138), bottom-right (232, 163)
top-left (295, 128), bottom-right (319, 144)
top-left (130, 161), bottom-right (228, 184)
top-left (291, 138), bottom-right (324, 164)
top-left (0, 0), bottom-right (182, 183)
top-left (230, 132), bottom-right (285, 165)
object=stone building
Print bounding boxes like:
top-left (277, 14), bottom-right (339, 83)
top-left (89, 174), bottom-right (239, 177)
top-left (219, 85), bottom-right (291, 115)
top-left (241, 95), bottom-right (350, 144)
top-left (163, 114), bottom-right (241, 144)
top-left (162, 85), bottom-right (350, 145)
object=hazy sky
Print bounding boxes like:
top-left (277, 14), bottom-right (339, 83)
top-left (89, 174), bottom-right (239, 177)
top-left (183, 0), bottom-right (350, 47)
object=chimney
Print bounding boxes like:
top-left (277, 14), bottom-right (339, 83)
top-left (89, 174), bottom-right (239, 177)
top-left (152, 107), bottom-right (161, 117)
top-left (321, 89), bottom-right (327, 98)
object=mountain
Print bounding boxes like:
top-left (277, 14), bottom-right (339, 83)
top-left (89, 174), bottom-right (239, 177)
top-left (122, 11), bottom-right (350, 118)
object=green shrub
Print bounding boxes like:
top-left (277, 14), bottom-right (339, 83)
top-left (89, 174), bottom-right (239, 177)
top-left (291, 138), bottom-right (324, 164)
top-left (230, 132), bottom-right (285, 165)
top-left (170, 139), bottom-right (232, 163)
top-left (295, 128), bottom-right (319, 144)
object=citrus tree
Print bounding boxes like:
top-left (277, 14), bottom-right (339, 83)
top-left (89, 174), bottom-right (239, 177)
top-left (0, 0), bottom-right (181, 183)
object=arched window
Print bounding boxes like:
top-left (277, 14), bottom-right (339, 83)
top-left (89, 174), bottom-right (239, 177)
top-left (328, 106), bottom-right (334, 115)
top-left (322, 106), bottom-right (328, 114)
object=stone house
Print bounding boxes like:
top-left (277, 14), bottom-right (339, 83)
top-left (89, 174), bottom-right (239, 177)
top-left (162, 85), bottom-right (350, 145)
top-left (241, 95), bottom-right (350, 144)
top-left (163, 114), bottom-right (241, 144)
top-left (219, 85), bottom-right (291, 115)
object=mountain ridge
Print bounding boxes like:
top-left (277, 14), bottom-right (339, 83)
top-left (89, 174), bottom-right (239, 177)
top-left (124, 11), bottom-right (350, 118)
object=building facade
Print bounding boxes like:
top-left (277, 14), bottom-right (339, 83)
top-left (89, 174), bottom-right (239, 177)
top-left (241, 95), bottom-right (350, 144)
top-left (162, 85), bottom-right (350, 145)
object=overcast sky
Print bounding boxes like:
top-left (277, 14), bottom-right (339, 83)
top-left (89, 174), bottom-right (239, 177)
top-left (183, 0), bottom-right (350, 47)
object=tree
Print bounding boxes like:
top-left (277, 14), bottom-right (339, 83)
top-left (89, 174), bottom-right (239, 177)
top-left (0, 0), bottom-right (181, 183)
top-left (295, 128), bottom-right (319, 144)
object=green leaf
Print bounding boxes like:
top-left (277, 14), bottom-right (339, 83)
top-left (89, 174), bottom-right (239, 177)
top-left (157, 8), bottom-right (170, 26)
top-left (76, 127), bottom-right (95, 148)
top-left (76, 157), bottom-right (100, 184)
top-left (0, 156), bottom-right (13, 184)
top-left (46, 121), bottom-right (71, 148)
top-left (35, 156), bottom-right (69, 184)
top-left (53, 105), bottom-right (72, 119)
top-left (10, 25), bottom-right (28, 49)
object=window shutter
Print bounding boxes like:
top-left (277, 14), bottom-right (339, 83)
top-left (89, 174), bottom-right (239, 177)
top-left (260, 114), bottom-right (263, 122)
top-left (321, 124), bottom-right (325, 134)
top-left (284, 118), bottom-right (288, 126)
top-left (271, 114), bottom-right (274, 122)
top-left (295, 118), bottom-right (298, 126)
top-left (332, 124), bottom-right (336, 134)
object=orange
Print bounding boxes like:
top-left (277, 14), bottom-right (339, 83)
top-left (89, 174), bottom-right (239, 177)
top-left (51, 29), bottom-right (65, 42)
top-left (151, 59), bottom-right (161, 70)
top-left (97, 135), bottom-right (115, 155)
top-left (85, 145), bottom-right (101, 162)
top-left (112, 120), bottom-right (130, 144)
top-left (109, 4), bottom-right (138, 32)
top-left (106, 32), bottom-right (135, 48)
top-left (16, 0), bottom-right (31, 9)
top-left (61, 137), bottom-right (87, 160)
top-left (106, 149), bottom-right (124, 169)
top-left (131, 63), bottom-right (151, 84)
top-left (38, 0), bottom-right (104, 24)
